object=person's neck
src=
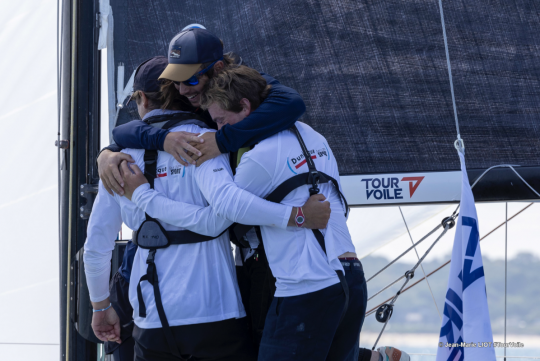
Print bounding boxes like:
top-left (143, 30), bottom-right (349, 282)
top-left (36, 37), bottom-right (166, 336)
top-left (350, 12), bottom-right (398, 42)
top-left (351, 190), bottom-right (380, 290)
top-left (141, 107), bottom-right (167, 120)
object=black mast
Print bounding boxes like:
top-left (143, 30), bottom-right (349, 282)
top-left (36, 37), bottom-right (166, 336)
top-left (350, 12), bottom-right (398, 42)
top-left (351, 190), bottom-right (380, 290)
top-left (58, 0), bottom-right (101, 359)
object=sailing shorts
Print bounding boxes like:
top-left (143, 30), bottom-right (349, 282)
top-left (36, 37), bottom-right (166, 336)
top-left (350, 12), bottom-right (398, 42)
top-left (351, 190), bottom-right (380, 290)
top-left (258, 258), bottom-right (367, 361)
top-left (132, 317), bottom-right (257, 361)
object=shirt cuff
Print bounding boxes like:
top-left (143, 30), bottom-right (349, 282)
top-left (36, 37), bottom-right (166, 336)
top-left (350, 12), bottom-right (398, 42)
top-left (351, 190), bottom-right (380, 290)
top-left (280, 205), bottom-right (293, 229)
top-left (215, 128), bottom-right (230, 153)
top-left (89, 291), bottom-right (110, 303)
top-left (157, 129), bottom-right (170, 151)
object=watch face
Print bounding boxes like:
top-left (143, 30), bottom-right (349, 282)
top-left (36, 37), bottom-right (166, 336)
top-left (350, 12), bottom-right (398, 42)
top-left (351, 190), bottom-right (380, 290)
top-left (296, 216), bottom-right (305, 224)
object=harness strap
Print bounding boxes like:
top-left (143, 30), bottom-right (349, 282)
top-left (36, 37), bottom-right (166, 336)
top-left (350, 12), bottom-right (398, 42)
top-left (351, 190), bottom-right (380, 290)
top-left (290, 124), bottom-right (349, 322)
top-left (135, 114), bottom-right (214, 359)
top-left (144, 112), bottom-right (208, 129)
top-left (133, 227), bottom-right (228, 248)
top-left (143, 150), bottom-right (158, 193)
top-left (265, 171), bottom-right (349, 217)
top-left (231, 171), bottom-right (349, 243)
top-left (137, 250), bottom-right (187, 360)
top-left (291, 126), bottom-right (320, 195)
top-left (312, 229), bottom-right (349, 323)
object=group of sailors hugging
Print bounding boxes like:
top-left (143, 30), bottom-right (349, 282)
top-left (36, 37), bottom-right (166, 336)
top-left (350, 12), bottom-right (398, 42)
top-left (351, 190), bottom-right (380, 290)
top-left (84, 24), bottom-right (410, 361)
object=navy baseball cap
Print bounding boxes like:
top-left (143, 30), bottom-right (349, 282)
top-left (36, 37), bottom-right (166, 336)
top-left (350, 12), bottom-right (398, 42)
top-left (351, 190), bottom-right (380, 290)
top-left (159, 28), bottom-right (223, 82)
top-left (133, 56), bottom-right (168, 93)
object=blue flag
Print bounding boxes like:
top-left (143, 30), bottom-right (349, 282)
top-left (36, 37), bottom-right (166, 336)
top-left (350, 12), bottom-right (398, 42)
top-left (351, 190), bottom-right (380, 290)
top-left (436, 151), bottom-right (496, 361)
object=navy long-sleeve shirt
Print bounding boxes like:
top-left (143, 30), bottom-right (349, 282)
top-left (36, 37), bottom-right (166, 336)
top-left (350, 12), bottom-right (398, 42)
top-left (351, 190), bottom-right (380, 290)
top-left (110, 74), bottom-right (305, 153)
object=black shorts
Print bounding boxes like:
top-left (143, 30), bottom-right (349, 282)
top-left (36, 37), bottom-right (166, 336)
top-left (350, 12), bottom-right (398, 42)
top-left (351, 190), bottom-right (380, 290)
top-left (133, 317), bottom-right (257, 361)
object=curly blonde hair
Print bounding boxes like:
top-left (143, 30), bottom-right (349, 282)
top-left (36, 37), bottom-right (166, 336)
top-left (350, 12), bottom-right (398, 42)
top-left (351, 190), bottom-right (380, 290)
top-left (200, 65), bottom-right (271, 112)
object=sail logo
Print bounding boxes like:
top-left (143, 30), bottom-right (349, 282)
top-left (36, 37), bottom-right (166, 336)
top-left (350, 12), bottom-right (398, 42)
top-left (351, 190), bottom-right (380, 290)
top-left (360, 176), bottom-right (425, 200)
top-left (157, 167), bottom-right (167, 178)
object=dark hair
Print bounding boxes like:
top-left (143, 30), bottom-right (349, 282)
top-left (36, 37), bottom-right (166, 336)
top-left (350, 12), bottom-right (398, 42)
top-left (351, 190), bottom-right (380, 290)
top-left (160, 80), bottom-right (194, 111)
top-left (132, 80), bottom-right (194, 112)
top-left (200, 65), bottom-right (271, 112)
top-left (200, 52), bottom-right (236, 79)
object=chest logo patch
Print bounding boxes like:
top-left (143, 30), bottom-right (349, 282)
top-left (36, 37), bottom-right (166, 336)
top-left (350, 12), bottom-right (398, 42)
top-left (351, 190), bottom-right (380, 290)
top-left (157, 166), bottom-right (167, 178)
top-left (170, 166), bottom-right (185, 177)
top-left (286, 149), bottom-right (317, 174)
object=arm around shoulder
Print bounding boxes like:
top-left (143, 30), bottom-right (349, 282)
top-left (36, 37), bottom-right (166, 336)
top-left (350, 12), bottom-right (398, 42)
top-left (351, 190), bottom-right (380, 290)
top-left (215, 76), bottom-right (306, 152)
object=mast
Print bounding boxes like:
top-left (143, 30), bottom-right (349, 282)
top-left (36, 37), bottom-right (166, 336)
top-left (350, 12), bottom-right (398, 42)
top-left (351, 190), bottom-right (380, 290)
top-left (58, 0), bottom-right (102, 359)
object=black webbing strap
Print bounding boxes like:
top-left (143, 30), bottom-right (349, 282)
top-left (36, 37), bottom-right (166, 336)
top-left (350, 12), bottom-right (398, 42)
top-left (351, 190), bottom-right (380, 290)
top-left (134, 115), bottom-right (214, 360)
top-left (265, 171), bottom-right (349, 216)
top-left (137, 250), bottom-right (187, 360)
top-left (144, 112), bottom-right (208, 130)
top-left (312, 229), bottom-right (349, 322)
top-left (290, 124), bottom-right (349, 322)
top-left (294, 125), bottom-right (352, 322)
top-left (226, 149), bottom-right (254, 248)
top-left (143, 150), bottom-right (158, 191)
top-left (291, 125), bottom-right (320, 196)
top-left (133, 227), bottom-right (228, 247)
top-left (231, 171), bottom-right (349, 243)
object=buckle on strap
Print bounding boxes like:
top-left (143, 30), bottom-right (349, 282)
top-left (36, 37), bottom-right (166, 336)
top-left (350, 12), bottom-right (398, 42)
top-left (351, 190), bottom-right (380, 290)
top-left (146, 249), bottom-right (156, 264)
top-left (308, 170), bottom-right (320, 195)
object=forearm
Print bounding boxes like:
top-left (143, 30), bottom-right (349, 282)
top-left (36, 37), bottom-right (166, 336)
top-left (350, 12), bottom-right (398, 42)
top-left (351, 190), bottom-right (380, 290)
top-left (131, 184), bottom-right (233, 236)
top-left (205, 181), bottom-right (291, 228)
top-left (214, 75), bottom-right (306, 152)
top-left (112, 120), bottom-right (169, 150)
top-left (84, 182), bottom-right (122, 302)
top-left (196, 156), bottom-right (292, 228)
top-left (84, 249), bottom-right (112, 302)
top-left (91, 297), bottom-right (111, 309)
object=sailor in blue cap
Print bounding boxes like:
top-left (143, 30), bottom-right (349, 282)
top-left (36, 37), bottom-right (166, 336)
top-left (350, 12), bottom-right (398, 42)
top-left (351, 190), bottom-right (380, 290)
top-left (85, 55), bottom-right (260, 361)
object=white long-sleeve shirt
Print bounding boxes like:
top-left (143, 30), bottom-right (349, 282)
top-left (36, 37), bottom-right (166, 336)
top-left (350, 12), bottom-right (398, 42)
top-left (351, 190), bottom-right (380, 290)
top-left (84, 111), bottom-right (292, 329)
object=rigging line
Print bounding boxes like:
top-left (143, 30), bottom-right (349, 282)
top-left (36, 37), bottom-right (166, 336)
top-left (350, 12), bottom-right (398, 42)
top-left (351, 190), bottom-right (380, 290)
top-left (504, 203), bottom-right (508, 361)
top-left (371, 222), bottom-right (452, 350)
top-left (366, 223), bottom-right (442, 283)
top-left (368, 275), bottom-right (405, 302)
top-left (436, 0), bottom-right (461, 141)
top-left (470, 164), bottom-right (540, 199)
top-left (366, 203), bottom-right (534, 317)
top-left (399, 207), bottom-right (442, 320)
top-left (368, 222), bottom-right (452, 303)
top-left (367, 204), bottom-right (460, 284)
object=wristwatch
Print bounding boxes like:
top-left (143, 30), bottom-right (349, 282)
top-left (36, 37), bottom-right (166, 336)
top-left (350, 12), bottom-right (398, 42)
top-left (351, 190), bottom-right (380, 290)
top-left (295, 207), bottom-right (305, 227)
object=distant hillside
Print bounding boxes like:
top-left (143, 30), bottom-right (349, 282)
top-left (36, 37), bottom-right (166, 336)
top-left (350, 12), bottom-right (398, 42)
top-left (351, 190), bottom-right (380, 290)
top-left (360, 252), bottom-right (540, 335)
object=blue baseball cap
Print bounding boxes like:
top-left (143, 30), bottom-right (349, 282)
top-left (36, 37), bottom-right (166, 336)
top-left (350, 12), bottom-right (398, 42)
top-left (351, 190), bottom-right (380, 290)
top-left (133, 56), bottom-right (168, 93)
top-left (159, 28), bottom-right (223, 82)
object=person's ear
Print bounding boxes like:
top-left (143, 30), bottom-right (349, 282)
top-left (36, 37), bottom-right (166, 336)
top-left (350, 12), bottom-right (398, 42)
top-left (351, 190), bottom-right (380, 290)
top-left (140, 92), bottom-right (149, 108)
top-left (213, 60), bottom-right (225, 74)
top-left (240, 98), bottom-right (252, 116)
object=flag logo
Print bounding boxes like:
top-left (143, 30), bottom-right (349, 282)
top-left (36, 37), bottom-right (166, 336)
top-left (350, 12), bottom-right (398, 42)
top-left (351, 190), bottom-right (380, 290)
top-left (436, 151), bottom-right (495, 361)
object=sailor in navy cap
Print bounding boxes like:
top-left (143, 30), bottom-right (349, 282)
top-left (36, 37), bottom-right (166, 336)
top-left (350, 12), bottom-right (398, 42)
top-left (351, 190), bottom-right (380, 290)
top-left (85, 55), bottom-right (260, 361)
